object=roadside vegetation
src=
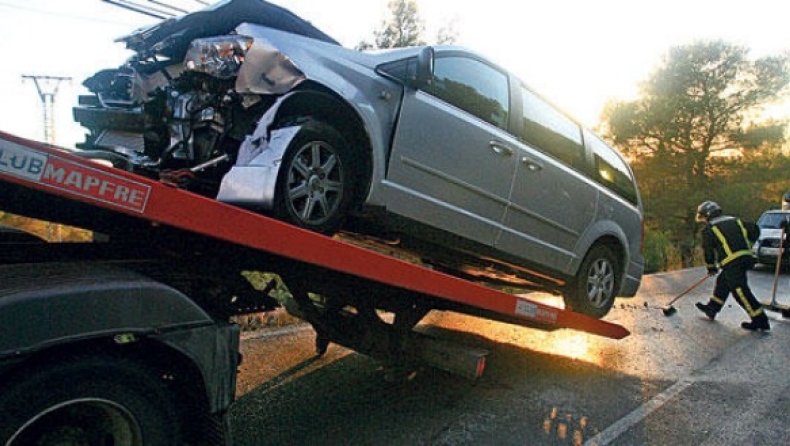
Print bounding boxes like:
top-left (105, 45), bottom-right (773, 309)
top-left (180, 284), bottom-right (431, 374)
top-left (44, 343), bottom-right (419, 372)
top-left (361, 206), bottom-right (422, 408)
top-left (601, 41), bottom-right (790, 272)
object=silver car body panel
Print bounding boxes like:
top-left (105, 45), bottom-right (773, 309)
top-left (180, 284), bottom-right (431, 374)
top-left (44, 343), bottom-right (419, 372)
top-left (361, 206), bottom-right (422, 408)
top-left (234, 23), bottom-right (644, 287)
top-left (216, 126), bottom-right (298, 206)
top-left (382, 88), bottom-right (516, 248)
top-left (234, 23), bottom-right (417, 206)
top-left (234, 37), bottom-right (306, 95)
top-left (217, 93), bottom-right (297, 206)
top-left (497, 137), bottom-right (598, 273)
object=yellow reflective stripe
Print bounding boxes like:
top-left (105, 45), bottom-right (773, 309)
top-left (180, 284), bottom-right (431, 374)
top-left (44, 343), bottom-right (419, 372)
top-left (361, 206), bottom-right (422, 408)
top-left (711, 224), bottom-right (751, 265)
top-left (711, 295), bottom-right (725, 305)
top-left (737, 220), bottom-right (749, 242)
top-left (711, 226), bottom-right (732, 256)
top-left (720, 250), bottom-right (752, 266)
top-left (735, 288), bottom-right (764, 317)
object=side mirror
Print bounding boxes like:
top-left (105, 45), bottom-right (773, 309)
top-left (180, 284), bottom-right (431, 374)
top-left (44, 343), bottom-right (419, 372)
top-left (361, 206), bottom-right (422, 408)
top-left (408, 46), bottom-right (434, 88)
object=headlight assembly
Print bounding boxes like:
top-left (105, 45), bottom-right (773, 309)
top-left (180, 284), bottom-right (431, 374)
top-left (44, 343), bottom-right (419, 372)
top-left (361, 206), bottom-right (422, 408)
top-left (184, 35), bottom-right (254, 79)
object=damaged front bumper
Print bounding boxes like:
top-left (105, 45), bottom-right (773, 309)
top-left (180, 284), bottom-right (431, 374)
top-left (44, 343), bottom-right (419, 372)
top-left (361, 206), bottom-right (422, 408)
top-left (216, 94), bottom-right (300, 208)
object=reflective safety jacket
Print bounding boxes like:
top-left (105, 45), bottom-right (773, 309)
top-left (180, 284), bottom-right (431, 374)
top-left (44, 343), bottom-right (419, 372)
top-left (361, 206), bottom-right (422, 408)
top-left (702, 215), bottom-right (759, 268)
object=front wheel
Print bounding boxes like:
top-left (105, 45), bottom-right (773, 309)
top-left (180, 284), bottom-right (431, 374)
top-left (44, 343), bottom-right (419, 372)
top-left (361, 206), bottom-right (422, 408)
top-left (0, 355), bottom-right (183, 446)
top-left (565, 245), bottom-right (619, 319)
top-left (273, 120), bottom-right (355, 235)
top-left (73, 149), bottom-right (133, 170)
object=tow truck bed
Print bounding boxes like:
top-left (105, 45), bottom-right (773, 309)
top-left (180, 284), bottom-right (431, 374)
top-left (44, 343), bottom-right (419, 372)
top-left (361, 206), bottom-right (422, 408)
top-left (0, 130), bottom-right (628, 342)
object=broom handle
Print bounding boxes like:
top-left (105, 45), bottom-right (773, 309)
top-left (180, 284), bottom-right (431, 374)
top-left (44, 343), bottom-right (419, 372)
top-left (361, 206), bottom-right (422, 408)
top-left (667, 274), bottom-right (711, 306)
top-left (771, 223), bottom-right (786, 306)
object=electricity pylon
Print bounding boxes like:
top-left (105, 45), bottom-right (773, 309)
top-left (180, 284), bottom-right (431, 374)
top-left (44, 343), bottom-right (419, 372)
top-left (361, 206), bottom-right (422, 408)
top-left (22, 75), bottom-right (72, 145)
top-left (22, 75), bottom-right (71, 241)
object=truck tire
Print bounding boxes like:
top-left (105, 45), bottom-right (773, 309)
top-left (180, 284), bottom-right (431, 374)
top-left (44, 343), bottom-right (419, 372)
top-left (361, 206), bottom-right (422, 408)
top-left (0, 355), bottom-right (183, 446)
top-left (274, 120), bottom-right (354, 235)
top-left (565, 245), bottom-right (618, 319)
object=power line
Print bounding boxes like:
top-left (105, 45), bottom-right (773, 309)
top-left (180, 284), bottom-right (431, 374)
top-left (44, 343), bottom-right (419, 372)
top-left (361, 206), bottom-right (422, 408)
top-left (0, 0), bottom-right (149, 26)
top-left (101, 0), bottom-right (206, 19)
top-left (102, 0), bottom-right (176, 19)
top-left (147, 0), bottom-right (189, 14)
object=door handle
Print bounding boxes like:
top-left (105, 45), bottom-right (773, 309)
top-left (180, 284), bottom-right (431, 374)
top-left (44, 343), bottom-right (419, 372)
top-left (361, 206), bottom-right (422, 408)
top-left (521, 156), bottom-right (543, 171)
top-left (490, 141), bottom-right (513, 156)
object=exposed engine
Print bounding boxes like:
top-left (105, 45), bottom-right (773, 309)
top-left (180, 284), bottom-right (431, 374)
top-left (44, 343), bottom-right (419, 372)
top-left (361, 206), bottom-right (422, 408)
top-left (73, 0), bottom-right (338, 195)
top-left (77, 53), bottom-right (266, 195)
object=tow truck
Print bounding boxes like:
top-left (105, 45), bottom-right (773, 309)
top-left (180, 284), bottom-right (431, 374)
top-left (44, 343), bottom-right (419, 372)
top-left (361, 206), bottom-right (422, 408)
top-left (0, 130), bottom-right (628, 445)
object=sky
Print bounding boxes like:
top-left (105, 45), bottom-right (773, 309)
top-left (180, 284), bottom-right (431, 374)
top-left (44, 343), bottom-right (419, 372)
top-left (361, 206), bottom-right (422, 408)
top-left (0, 0), bottom-right (788, 149)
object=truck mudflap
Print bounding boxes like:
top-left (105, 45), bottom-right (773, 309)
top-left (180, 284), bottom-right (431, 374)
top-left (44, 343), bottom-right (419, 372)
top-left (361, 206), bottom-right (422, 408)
top-left (0, 130), bottom-right (628, 340)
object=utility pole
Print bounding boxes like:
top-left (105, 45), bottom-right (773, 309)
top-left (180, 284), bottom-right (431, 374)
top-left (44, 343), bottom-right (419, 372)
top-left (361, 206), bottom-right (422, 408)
top-left (22, 75), bottom-right (71, 242)
top-left (22, 75), bottom-right (72, 145)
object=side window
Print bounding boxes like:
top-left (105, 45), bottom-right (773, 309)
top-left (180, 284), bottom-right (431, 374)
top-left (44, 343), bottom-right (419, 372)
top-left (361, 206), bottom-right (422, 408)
top-left (519, 86), bottom-right (584, 167)
top-left (588, 133), bottom-right (639, 205)
top-left (423, 56), bottom-right (509, 130)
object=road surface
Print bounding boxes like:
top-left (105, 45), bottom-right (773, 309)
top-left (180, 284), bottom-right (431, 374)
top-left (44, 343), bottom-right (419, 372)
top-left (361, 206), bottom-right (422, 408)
top-left (230, 266), bottom-right (790, 445)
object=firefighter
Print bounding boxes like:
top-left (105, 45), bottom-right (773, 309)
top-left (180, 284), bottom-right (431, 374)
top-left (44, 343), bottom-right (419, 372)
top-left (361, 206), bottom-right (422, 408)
top-left (694, 201), bottom-right (770, 331)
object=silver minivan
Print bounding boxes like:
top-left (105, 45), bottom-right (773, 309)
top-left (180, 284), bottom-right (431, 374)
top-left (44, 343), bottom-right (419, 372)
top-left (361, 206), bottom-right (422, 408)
top-left (73, 0), bottom-right (644, 318)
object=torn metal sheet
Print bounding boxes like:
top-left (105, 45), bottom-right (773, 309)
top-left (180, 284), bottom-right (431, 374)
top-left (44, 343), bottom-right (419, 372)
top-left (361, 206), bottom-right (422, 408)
top-left (217, 94), bottom-right (299, 207)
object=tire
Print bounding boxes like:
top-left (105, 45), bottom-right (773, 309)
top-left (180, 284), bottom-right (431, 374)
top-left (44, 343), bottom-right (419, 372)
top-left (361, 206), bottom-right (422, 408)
top-left (273, 120), bottom-right (355, 235)
top-left (73, 149), bottom-right (133, 170)
top-left (0, 355), bottom-right (183, 446)
top-left (565, 245), bottom-right (619, 319)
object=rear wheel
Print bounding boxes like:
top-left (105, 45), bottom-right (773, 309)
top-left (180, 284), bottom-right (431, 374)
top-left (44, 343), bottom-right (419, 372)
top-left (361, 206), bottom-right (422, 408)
top-left (565, 245), bottom-right (619, 319)
top-left (0, 355), bottom-right (183, 446)
top-left (73, 149), bottom-right (133, 170)
top-left (274, 120), bottom-right (355, 235)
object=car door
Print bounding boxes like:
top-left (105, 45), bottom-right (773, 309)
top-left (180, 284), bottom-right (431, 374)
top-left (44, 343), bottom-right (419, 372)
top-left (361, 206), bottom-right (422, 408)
top-left (494, 85), bottom-right (597, 273)
top-left (384, 51), bottom-right (516, 247)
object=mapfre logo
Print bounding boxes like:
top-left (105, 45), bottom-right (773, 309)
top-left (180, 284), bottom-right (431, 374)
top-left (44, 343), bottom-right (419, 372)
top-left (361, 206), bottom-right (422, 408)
top-left (0, 140), bottom-right (150, 213)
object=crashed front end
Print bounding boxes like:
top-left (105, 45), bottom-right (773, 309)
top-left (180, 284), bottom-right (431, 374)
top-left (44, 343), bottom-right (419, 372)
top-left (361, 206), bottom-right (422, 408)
top-left (73, 0), bottom-right (333, 200)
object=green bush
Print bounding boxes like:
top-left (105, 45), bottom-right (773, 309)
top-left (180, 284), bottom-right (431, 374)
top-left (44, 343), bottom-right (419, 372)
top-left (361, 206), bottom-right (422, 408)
top-left (643, 228), bottom-right (682, 273)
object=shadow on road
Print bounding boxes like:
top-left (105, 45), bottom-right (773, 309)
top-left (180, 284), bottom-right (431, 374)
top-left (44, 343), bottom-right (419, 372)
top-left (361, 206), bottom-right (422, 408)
top-left (230, 322), bottom-right (671, 446)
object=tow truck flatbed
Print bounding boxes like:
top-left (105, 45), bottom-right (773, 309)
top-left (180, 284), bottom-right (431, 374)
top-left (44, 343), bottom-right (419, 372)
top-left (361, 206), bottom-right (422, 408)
top-left (1, 127), bottom-right (631, 379)
top-left (0, 130), bottom-right (628, 341)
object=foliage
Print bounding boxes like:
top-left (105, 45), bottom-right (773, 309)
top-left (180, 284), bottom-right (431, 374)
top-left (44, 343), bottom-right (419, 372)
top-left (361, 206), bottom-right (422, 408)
top-left (357, 0), bottom-right (424, 50)
top-left (242, 271), bottom-right (292, 301)
top-left (0, 212), bottom-right (92, 242)
top-left (643, 227), bottom-right (683, 273)
top-left (235, 271), bottom-right (302, 330)
top-left (602, 40), bottom-right (790, 268)
top-left (356, 0), bottom-right (457, 50)
top-left (435, 18), bottom-right (459, 45)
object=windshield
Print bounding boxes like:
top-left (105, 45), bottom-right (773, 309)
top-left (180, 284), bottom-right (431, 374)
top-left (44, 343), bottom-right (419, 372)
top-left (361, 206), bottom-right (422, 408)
top-left (757, 212), bottom-right (790, 229)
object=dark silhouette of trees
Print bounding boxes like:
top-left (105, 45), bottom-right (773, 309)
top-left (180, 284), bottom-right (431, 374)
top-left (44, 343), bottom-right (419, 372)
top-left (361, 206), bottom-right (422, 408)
top-left (602, 40), bottom-right (790, 267)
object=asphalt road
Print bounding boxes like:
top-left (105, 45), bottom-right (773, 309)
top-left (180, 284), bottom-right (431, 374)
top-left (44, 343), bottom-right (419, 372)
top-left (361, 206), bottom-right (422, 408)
top-left (229, 266), bottom-right (790, 445)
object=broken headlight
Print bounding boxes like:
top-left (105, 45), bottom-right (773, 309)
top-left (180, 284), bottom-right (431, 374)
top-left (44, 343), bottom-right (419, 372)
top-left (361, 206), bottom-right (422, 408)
top-left (184, 35), bottom-right (254, 79)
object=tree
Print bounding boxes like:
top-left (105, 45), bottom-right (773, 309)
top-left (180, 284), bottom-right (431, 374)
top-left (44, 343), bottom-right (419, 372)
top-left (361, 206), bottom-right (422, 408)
top-left (435, 18), bottom-right (459, 45)
top-left (357, 0), bottom-right (457, 50)
top-left (358, 0), bottom-right (425, 50)
top-left (602, 40), bottom-right (790, 267)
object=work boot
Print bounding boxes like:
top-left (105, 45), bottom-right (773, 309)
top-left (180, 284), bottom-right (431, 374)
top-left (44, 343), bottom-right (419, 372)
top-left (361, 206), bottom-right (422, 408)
top-left (696, 302), bottom-right (717, 320)
top-left (741, 316), bottom-right (770, 331)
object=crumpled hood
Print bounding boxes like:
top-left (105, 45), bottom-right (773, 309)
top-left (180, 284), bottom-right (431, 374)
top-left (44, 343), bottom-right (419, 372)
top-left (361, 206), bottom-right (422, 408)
top-left (119, 0), bottom-right (339, 60)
